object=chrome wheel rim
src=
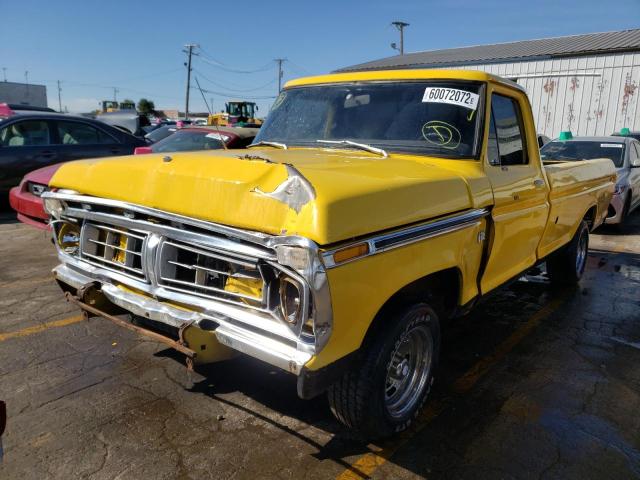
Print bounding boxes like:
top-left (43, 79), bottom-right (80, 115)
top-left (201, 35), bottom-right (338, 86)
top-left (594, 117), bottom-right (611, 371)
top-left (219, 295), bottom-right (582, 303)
top-left (576, 230), bottom-right (588, 275)
top-left (384, 318), bottom-right (433, 419)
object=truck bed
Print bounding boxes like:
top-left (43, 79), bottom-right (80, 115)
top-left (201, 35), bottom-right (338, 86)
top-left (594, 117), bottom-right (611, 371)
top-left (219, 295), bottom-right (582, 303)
top-left (538, 158), bottom-right (616, 258)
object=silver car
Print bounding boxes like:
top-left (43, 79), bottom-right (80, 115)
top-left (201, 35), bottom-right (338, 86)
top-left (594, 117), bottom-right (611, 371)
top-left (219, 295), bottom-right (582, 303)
top-left (541, 136), bottom-right (640, 224)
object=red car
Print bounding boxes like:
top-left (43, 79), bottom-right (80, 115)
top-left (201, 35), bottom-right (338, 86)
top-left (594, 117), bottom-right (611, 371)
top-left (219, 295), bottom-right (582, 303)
top-left (9, 127), bottom-right (259, 230)
top-left (9, 163), bottom-right (61, 230)
top-left (133, 126), bottom-right (258, 155)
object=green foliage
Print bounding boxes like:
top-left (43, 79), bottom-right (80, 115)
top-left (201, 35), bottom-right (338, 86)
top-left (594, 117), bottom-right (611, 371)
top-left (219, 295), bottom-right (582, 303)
top-left (137, 98), bottom-right (156, 114)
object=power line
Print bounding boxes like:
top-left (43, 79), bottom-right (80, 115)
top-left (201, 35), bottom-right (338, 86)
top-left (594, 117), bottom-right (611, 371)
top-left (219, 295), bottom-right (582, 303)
top-left (192, 86), bottom-right (276, 100)
top-left (193, 69), bottom-right (276, 92)
top-left (287, 60), bottom-right (312, 77)
top-left (198, 49), bottom-right (274, 74)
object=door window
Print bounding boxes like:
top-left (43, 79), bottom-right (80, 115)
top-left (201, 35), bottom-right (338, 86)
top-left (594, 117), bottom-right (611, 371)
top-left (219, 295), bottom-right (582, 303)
top-left (490, 94), bottom-right (527, 166)
top-left (487, 112), bottom-right (500, 165)
top-left (0, 120), bottom-right (50, 146)
top-left (57, 121), bottom-right (115, 145)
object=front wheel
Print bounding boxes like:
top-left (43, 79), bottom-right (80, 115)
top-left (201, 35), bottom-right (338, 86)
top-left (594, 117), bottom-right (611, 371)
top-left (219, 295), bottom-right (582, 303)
top-left (547, 220), bottom-right (589, 285)
top-left (327, 303), bottom-right (440, 439)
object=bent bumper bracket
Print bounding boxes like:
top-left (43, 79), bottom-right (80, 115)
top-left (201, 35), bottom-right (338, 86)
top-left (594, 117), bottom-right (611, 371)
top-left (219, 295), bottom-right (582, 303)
top-left (64, 291), bottom-right (197, 360)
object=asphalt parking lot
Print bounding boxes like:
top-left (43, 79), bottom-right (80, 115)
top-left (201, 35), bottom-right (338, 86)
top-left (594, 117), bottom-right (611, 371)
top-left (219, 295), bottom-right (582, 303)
top-left (0, 211), bottom-right (639, 480)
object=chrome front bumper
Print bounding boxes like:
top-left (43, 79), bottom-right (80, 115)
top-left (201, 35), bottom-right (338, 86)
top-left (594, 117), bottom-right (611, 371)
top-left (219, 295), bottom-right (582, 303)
top-left (605, 193), bottom-right (625, 224)
top-left (54, 262), bottom-right (313, 374)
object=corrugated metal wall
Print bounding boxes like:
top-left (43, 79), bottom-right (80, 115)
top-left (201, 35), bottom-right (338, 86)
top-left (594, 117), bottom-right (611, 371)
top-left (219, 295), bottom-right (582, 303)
top-left (449, 52), bottom-right (640, 137)
top-left (0, 82), bottom-right (48, 108)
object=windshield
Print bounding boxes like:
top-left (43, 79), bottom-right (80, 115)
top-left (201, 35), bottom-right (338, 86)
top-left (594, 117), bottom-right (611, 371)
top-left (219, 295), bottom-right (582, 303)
top-left (145, 126), bottom-right (177, 143)
top-left (540, 140), bottom-right (625, 168)
top-left (151, 130), bottom-right (228, 153)
top-left (254, 81), bottom-right (484, 158)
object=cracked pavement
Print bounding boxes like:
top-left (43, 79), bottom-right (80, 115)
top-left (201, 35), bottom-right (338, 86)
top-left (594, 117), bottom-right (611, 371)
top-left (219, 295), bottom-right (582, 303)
top-left (0, 211), bottom-right (639, 479)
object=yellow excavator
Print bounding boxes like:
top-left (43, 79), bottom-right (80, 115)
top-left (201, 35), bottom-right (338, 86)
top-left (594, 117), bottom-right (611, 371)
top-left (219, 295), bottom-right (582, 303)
top-left (100, 100), bottom-right (136, 113)
top-left (208, 101), bottom-right (263, 128)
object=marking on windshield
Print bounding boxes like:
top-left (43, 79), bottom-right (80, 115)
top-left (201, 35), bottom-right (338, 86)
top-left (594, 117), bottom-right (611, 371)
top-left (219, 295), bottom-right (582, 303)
top-left (421, 120), bottom-right (461, 150)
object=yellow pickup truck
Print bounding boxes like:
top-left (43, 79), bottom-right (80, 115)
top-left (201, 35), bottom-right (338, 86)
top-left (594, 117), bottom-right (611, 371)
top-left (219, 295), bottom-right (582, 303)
top-left (43, 70), bottom-right (615, 438)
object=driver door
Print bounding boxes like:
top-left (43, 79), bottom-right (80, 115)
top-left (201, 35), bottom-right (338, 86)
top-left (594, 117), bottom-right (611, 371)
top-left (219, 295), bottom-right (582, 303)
top-left (480, 89), bottom-right (549, 293)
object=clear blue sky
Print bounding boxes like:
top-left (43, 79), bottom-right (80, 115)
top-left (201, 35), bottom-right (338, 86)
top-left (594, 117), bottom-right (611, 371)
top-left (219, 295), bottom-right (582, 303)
top-left (1, 0), bottom-right (638, 114)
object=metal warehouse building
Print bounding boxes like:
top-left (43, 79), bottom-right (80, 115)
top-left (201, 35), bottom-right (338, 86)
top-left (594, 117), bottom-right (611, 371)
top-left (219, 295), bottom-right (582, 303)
top-left (0, 81), bottom-right (48, 108)
top-left (339, 29), bottom-right (640, 138)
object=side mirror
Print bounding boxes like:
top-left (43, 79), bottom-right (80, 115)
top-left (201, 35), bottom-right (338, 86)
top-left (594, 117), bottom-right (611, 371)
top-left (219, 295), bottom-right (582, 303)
top-left (134, 146), bottom-right (153, 155)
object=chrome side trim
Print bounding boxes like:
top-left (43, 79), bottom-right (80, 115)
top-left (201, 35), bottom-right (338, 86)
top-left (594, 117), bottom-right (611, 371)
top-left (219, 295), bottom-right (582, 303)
top-left (322, 208), bottom-right (489, 268)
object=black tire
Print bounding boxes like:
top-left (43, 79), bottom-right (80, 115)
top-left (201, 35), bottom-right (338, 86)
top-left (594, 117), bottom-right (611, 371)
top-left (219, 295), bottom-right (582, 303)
top-left (547, 220), bottom-right (589, 285)
top-left (327, 303), bottom-right (440, 439)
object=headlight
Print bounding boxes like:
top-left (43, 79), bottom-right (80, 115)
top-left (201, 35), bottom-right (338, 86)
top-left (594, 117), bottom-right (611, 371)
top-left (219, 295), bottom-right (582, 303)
top-left (43, 198), bottom-right (64, 219)
top-left (279, 276), bottom-right (301, 324)
top-left (614, 184), bottom-right (627, 195)
top-left (28, 182), bottom-right (49, 197)
top-left (56, 222), bottom-right (81, 255)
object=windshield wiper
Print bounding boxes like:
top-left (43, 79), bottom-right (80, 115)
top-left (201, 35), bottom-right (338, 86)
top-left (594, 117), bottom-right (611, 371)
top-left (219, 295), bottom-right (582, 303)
top-left (247, 141), bottom-right (287, 150)
top-left (316, 139), bottom-right (388, 158)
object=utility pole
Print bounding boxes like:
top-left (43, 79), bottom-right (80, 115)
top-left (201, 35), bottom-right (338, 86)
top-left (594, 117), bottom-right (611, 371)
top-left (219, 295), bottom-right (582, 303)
top-left (210, 97), bottom-right (214, 113)
top-left (113, 87), bottom-right (118, 101)
top-left (57, 80), bottom-right (62, 112)
top-left (2, 68), bottom-right (6, 82)
top-left (25, 71), bottom-right (29, 99)
top-left (183, 44), bottom-right (198, 120)
top-left (391, 21), bottom-right (410, 55)
top-left (275, 58), bottom-right (286, 93)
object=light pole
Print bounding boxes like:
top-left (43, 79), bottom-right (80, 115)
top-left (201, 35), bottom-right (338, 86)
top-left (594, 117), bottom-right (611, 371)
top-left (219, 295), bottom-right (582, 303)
top-left (391, 21), bottom-right (409, 55)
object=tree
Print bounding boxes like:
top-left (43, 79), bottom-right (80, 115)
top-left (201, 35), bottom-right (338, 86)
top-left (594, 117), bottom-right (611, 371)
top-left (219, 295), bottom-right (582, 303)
top-left (137, 98), bottom-right (156, 114)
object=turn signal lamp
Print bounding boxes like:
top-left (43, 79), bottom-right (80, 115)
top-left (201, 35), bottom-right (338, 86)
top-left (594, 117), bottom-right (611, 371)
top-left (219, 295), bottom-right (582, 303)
top-left (333, 242), bottom-right (369, 264)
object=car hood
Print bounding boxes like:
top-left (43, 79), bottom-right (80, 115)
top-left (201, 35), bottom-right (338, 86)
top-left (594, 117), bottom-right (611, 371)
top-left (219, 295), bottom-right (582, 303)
top-left (28, 162), bottom-right (64, 184)
top-left (49, 148), bottom-right (490, 245)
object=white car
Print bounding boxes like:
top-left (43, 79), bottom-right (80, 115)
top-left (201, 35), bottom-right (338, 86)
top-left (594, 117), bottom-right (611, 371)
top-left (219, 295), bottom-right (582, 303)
top-left (541, 136), bottom-right (640, 224)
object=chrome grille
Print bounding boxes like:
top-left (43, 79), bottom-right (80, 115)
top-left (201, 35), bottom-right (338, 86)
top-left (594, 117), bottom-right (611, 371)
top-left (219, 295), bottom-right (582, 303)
top-left (157, 240), bottom-right (266, 308)
top-left (80, 223), bottom-right (146, 280)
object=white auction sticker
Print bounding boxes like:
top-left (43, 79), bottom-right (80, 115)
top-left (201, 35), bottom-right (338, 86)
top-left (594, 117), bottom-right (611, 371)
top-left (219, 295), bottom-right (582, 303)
top-left (422, 87), bottom-right (479, 110)
top-left (600, 143), bottom-right (623, 148)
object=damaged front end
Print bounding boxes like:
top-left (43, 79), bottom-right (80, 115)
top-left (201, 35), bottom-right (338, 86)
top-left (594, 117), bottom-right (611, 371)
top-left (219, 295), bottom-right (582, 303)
top-left (43, 191), bottom-right (332, 377)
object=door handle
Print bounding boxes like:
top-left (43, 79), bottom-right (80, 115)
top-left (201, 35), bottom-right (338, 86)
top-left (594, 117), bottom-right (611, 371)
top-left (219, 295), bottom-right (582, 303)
top-left (533, 179), bottom-right (545, 188)
top-left (40, 150), bottom-right (56, 159)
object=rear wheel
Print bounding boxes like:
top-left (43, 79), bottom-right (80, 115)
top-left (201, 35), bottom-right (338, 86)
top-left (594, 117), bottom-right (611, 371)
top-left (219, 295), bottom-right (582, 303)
top-left (547, 220), bottom-right (589, 285)
top-left (327, 303), bottom-right (440, 439)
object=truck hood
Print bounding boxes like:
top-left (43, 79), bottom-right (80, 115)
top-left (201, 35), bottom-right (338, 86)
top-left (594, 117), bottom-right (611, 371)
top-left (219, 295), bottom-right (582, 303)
top-left (49, 148), bottom-right (481, 245)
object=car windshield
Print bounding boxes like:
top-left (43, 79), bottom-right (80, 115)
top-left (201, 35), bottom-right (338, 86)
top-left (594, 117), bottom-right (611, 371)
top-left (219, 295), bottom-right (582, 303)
top-left (540, 140), bottom-right (625, 168)
top-left (145, 126), bottom-right (177, 143)
top-left (254, 81), bottom-right (485, 158)
top-left (151, 130), bottom-right (228, 153)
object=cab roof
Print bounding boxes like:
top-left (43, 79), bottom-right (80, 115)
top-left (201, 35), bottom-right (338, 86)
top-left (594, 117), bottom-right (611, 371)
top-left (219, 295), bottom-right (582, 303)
top-left (284, 69), bottom-right (525, 92)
